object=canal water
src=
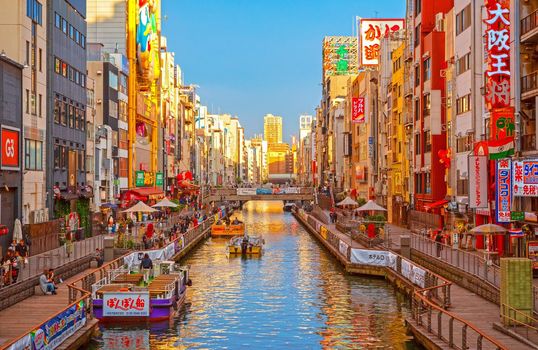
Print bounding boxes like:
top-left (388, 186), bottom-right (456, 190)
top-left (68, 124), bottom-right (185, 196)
top-left (85, 201), bottom-right (420, 349)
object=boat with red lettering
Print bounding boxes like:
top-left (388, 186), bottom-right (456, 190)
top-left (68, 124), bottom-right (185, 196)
top-left (91, 261), bottom-right (191, 322)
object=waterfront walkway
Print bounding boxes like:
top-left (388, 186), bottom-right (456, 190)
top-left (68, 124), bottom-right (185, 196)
top-left (307, 211), bottom-right (531, 349)
top-left (0, 267), bottom-right (95, 347)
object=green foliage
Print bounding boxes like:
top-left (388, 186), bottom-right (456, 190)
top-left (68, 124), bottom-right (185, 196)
top-left (357, 198), bottom-right (367, 206)
top-left (54, 200), bottom-right (70, 219)
top-left (76, 199), bottom-right (91, 237)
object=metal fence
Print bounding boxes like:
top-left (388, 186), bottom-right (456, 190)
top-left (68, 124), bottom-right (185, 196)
top-left (410, 233), bottom-right (500, 289)
top-left (1, 235), bottom-right (104, 288)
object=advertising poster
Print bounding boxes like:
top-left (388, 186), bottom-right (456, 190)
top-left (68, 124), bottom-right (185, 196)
top-left (32, 301), bottom-right (86, 350)
top-left (350, 249), bottom-right (388, 266)
top-left (495, 159), bottom-right (511, 223)
top-left (103, 292), bottom-right (150, 317)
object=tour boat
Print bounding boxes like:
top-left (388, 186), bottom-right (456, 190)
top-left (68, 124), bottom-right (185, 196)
top-left (226, 234), bottom-right (264, 256)
top-left (283, 202), bottom-right (294, 212)
top-left (211, 223), bottom-right (245, 237)
top-left (92, 261), bottom-right (191, 322)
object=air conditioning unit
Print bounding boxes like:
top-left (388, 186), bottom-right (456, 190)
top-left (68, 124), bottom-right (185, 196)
top-left (435, 13), bottom-right (445, 32)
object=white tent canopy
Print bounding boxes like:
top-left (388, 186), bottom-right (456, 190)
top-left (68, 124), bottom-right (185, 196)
top-left (152, 197), bottom-right (178, 208)
top-left (470, 223), bottom-right (507, 234)
top-left (355, 200), bottom-right (387, 212)
top-left (336, 196), bottom-right (358, 207)
top-left (121, 201), bottom-right (160, 213)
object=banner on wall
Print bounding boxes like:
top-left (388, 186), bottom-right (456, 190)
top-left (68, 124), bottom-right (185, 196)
top-left (469, 155), bottom-right (488, 208)
top-left (237, 188), bottom-right (257, 196)
top-left (351, 97), bottom-right (365, 123)
top-left (350, 249), bottom-right (388, 266)
top-left (512, 160), bottom-right (538, 197)
top-left (31, 301), bottom-right (86, 350)
top-left (339, 240), bottom-right (349, 257)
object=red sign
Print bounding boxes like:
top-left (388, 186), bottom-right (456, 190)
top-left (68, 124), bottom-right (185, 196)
top-left (469, 156), bottom-right (488, 209)
top-left (352, 97), bottom-right (365, 123)
top-left (490, 107), bottom-right (514, 141)
top-left (103, 292), bottom-right (150, 317)
top-left (1, 127), bottom-right (19, 170)
top-left (358, 19), bottom-right (405, 66)
top-left (484, 0), bottom-right (511, 110)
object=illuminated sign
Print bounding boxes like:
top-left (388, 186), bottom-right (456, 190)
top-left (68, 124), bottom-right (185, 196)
top-left (513, 160), bottom-right (538, 196)
top-left (1, 126), bottom-right (20, 170)
top-left (352, 97), bottom-right (365, 123)
top-left (358, 19), bottom-right (404, 66)
top-left (490, 106), bottom-right (514, 140)
top-left (322, 36), bottom-right (358, 79)
top-left (137, 0), bottom-right (160, 89)
top-left (495, 159), bottom-right (511, 223)
top-left (469, 155), bottom-right (488, 208)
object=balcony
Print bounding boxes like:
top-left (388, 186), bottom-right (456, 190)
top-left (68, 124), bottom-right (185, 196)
top-left (522, 134), bottom-right (537, 152)
top-left (522, 9), bottom-right (538, 43)
top-left (522, 71), bottom-right (538, 98)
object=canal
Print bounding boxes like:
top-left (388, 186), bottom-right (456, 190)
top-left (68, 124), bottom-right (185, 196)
top-left (85, 201), bottom-right (420, 349)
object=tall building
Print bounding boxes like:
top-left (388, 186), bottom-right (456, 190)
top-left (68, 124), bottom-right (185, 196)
top-left (263, 114), bottom-right (282, 144)
top-left (0, 55), bottom-right (24, 253)
top-left (299, 114), bottom-right (313, 141)
top-left (0, 0), bottom-right (48, 225)
top-left (46, 0), bottom-right (89, 218)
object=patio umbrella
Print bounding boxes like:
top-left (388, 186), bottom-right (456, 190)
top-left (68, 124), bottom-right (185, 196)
top-left (336, 196), bottom-right (358, 207)
top-left (355, 200), bottom-right (387, 212)
top-left (152, 197), bottom-right (178, 208)
top-left (13, 218), bottom-right (22, 241)
top-left (469, 223), bottom-right (508, 234)
top-left (121, 201), bottom-right (159, 213)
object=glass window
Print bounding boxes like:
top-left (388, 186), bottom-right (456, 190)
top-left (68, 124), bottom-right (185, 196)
top-left (61, 100), bottom-right (67, 125)
top-left (54, 95), bottom-right (61, 123)
top-left (62, 18), bottom-right (67, 34)
top-left (75, 70), bottom-right (80, 85)
top-left (456, 94), bottom-right (471, 114)
top-left (423, 58), bottom-right (431, 81)
top-left (81, 74), bottom-right (86, 87)
top-left (25, 139), bottom-right (43, 171)
top-left (119, 100), bottom-right (128, 122)
top-left (69, 104), bottom-right (75, 128)
top-left (81, 35), bottom-right (86, 48)
top-left (424, 131), bottom-right (431, 153)
top-left (423, 93), bottom-right (431, 117)
top-left (55, 57), bottom-right (60, 74)
top-left (62, 62), bottom-right (67, 77)
top-left (109, 101), bottom-right (118, 118)
top-left (456, 4), bottom-right (471, 35)
top-left (456, 53), bottom-right (471, 75)
top-left (55, 13), bottom-right (61, 28)
top-left (69, 24), bottom-right (74, 39)
top-left (75, 30), bottom-right (80, 44)
top-left (109, 71), bottom-right (118, 90)
top-left (425, 172), bottom-right (431, 194)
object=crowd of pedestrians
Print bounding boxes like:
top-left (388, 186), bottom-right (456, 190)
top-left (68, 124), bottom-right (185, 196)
top-left (1, 239), bottom-right (29, 287)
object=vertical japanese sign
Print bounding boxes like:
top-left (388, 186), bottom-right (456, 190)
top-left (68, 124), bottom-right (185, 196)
top-left (485, 0), bottom-right (514, 148)
top-left (469, 155), bottom-right (488, 208)
top-left (352, 97), bottom-right (365, 123)
top-left (358, 19), bottom-right (404, 66)
top-left (495, 159), bottom-right (511, 223)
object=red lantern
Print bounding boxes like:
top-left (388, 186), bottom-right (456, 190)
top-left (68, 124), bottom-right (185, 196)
top-left (176, 173), bottom-right (184, 181)
top-left (184, 171), bottom-right (193, 181)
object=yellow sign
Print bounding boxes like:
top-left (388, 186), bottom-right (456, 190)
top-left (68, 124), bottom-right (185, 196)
top-left (320, 226), bottom-right (328, 240)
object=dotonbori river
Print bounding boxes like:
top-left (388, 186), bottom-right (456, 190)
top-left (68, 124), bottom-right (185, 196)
top-left (85, 201), bottom-right (420, 349)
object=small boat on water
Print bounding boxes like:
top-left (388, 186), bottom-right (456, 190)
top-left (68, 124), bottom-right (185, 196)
top-left (283, 202), bottom-right (294, 212)
top-left (92, 261), bottom-right (191, 322)
top-left (212, 223), bottom-right (245, 237)
top-left (227, 234), bottom-right (264, 256)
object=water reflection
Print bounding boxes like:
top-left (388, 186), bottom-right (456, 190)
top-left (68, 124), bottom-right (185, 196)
top-left (85, 201), bottom-right (419, 349)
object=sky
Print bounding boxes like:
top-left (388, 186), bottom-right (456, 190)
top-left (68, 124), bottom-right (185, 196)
top-left (162, 0), bottom-right (405, 143)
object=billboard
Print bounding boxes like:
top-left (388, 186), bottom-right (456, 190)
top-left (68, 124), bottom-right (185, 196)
top-left (358, 19), bottom-right (404, 66)
top-left (513, 160), bottom-right (538, 196)
top-left (136, 0), bottom-right (161, 89)
top-left (322, 36), bottom-right (359, 80)
top-left (468, 156), bottom-right (488, 208)
top-left (351, 97), bottom-right (365, 123)
top-left (1, 126), bottom-right (20, 170)
top-left (495, 159), bottom-right (511, 223)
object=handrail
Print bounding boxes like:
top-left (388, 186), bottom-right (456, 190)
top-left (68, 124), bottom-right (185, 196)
top-left (411, 290), bottom-right (506, 350)
top-left (1, 217), bottom-right (214, 350)
top-left (521, 9), bottom-right (538, 36)
top-left (501, 303), bottom-right (538, 333)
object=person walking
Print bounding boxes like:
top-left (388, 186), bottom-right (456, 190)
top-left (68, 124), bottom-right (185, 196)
top-left (435, 230), bottom-right (443, 258)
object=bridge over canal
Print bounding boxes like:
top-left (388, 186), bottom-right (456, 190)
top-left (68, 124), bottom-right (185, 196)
top-left (205, 187), bottom-right (314, 203)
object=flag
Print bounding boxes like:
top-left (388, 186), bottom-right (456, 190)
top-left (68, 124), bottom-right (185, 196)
top-left (488, 138), bottom-right (514, 160)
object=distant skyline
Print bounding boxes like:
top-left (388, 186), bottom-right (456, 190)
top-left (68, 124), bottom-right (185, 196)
top-left (162, 0), bottom-right (405, 143)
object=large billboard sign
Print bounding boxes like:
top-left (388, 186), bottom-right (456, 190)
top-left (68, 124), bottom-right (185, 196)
top-left (137, 0), bottom-right (160, 89)
top-left (358, 19), bottom-right (404, 66)
top-left (322, 36), bottom-right (359, 80)
top-left (1, 126), bottom-right (20, 170)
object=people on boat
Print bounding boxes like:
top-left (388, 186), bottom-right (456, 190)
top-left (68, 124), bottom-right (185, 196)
top-left (232, 217), bottom-right (242, 225)
top-left (140, 253), bottom-right (153, 270)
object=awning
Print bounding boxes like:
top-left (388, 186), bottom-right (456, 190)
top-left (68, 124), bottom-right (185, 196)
top-left (424, 199), bottom-right (449, 211)
top-left (131, 187), bottom-right (165, 198)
